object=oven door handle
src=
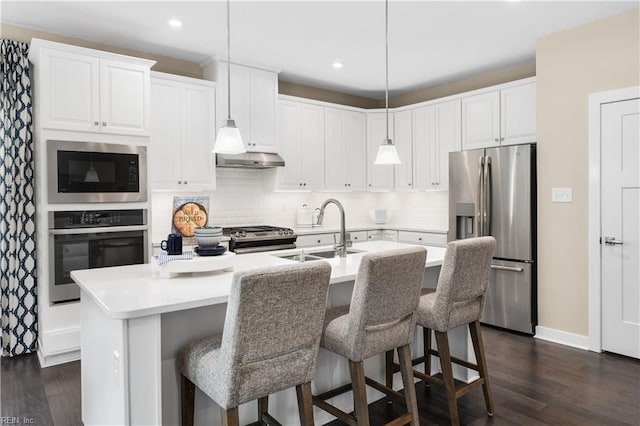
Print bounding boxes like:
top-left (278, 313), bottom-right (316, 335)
top-left (49, 225), bottom-right (148, 235)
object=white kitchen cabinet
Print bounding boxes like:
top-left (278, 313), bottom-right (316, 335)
top-left (500, 82), bottom-right (537, 145)
top-left (366, 112), bottom-right (395, 190)
top-left (29, 40), bottom-right (152, 136)
top-left (394, 109), bottom-right (414, 190)
top-left (397, 230), bottom-right (447, 247)
top-left (150, 73), bottom-right (216, 190)
top-left (381, 230), bottom-right (398, 242)
top-left (349, 231), bottom-right (367, 242)
top-left (277, 100), bottom-right (324, 191)
top-left (215, 62), bottom-right (278, 152)
top-left (366, 230), bottom-right (382, 241)
top-left (324, 107), bottom-right (366, 191)
top-left (413, 99), bottom-right (461, 190)
top-left (461, 79), bottom-right (536, 150)
top-left (296, 233), bottom-right (336, 248)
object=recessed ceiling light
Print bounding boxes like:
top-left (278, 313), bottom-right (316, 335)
top-left (168, 18), bottom-right (183, 28)
top-left (332, 61), bottom-right (344, 69)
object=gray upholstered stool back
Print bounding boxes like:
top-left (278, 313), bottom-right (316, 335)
top-left (210, 262), bottom-right (331, 409)
top-left (344, 246), bottom-right (426, 361)
top-left (419, 236), bottom-right (495, 332)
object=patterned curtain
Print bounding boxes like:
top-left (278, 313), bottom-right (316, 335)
top-left (0, 39), bottom-right (37, 357)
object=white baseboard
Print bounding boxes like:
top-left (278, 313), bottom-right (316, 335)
top-left (37, 326), bottom-right (81, 367)
top-left (534, 326), bottom-right (589, 350)
top-left (37, 346), bottom-right (81, 367)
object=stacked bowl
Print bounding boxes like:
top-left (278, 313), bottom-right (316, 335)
top-left (194, 226), bottom-right (222, 248)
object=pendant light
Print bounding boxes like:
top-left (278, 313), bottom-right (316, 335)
top-left (213, 0), bottom-right (246, 155)
top-left (374, 0), bottom-right (401, 165)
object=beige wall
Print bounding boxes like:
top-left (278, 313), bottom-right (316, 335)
top-left (389, 61), bottom-right (536, 108)
top-left (280, 62), bottom-right (536, 109)
top-left (278, 80), bottom-right (380, 109)
top-left (536, 8), bottom-right (640, 336)
top-left (0, 23), bottom-right (203, 79)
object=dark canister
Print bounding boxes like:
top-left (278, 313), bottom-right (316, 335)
top-left (161, 233), bottom-right (183, 255)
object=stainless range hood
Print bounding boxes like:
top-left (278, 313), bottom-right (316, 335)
top-left (216, 152), bottom-right (285, 169)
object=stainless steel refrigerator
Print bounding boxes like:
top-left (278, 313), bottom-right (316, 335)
top-left (448, 144), bottom-right (536, 334)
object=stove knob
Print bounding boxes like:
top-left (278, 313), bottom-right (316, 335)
top-left (278, 230), bottom-right (283, 235)
top-left (241, 231), bottom-right (246, 237)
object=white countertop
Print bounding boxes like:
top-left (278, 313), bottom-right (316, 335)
top-left (72, 241), bottom-right (446, 320)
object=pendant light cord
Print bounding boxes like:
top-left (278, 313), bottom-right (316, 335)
top-left (227, 0), bottom-right (231, 121)
top-left (385, 0), bottom-right (389, 141)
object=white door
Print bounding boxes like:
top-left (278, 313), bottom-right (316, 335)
top-left (324, 107), bottom-right (348, 191)
top-left (276, 101), bottom-right (302, 190)
top-left (249, 68), bottom-right (277, 152)
top-left (298, 103), bottom-right (325, 191)
top-left (434, 99), bottom-right (461, 190)
top-left (100, 59), bottom-right (149, 135)
top-left (150, 78), bottom-right (182, 190)
top-left (412, 105), bottom-right (436, 190)
top-left (182, 84), bottom-right (215, 189)
top-left (501, 82), bottom-right (537, 146)
top-left (366, 112), bottom-right (395, 190)
top-left (343, 110), bottom-right (366, 191)
top-left (461, 90), bottom-right (500, 150)
top-left (601, 98), bottom-right (640, 359)
top-left (41, 49), bottom-right (100, 132)
top-left (394, 109), bottom-right (414, 190)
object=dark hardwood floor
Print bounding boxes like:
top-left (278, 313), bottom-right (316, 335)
top-left (1, 326), bottom-right (638, 425)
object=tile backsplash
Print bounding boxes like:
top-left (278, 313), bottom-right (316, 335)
top-left (151, 168), bottom-right (448, 242)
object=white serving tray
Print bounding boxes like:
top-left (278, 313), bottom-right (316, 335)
top-left (153, 252), bottom-right (235, 278)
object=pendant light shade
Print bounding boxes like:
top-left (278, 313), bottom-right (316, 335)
top-left (375, 139), bottom-right (401, 165)
top-left (374, 0), bottom-right (401, 166)
top-left (213, 0), bottom-right (246, 155)
top-left (214, 119), bottom-right (245, 154)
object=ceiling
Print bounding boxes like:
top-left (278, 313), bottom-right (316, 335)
top-left (2, 1), bottom-right (638, 98)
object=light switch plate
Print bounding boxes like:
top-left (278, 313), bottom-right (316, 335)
top-left (552, 187), bottom-right (573, 203)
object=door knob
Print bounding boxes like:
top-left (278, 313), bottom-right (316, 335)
top-left (604, 237), bottom-right (624, 245)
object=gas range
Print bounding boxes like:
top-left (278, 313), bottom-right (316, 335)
top-left (222, 225), bottom-right (297, 254)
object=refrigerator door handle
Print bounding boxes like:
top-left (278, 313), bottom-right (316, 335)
top-left (477, 156), bottom-right (485, 236)
top-left (484, 156), bottom-right (492, 236)
top-left (491, 264), bottom-right (524, 272)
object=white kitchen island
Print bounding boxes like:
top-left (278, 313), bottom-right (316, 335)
top-left (73, 241), bottom-right (475, 426)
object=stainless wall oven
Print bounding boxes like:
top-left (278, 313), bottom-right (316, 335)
top-left (49, 209), bottom-right (148, 304)
top-left (47, 140), bottom-right (147, 203)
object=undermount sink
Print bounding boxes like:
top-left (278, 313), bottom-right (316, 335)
top-left (275, 248), bottom-right (365, 262)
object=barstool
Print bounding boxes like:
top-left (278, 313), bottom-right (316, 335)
top-left (313, 246), bottom-right (427, 426)
top-left (386, 236), bottom-right (496, 426)
top-left (179, 262), bottom-right (332, 426)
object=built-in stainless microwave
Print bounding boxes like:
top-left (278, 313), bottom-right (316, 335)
top-left (47, 140), bottom-right (147, 203)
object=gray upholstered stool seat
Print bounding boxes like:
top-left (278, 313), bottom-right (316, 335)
top-left (179, 262), bottom-right (332, 426)
top-left (312, 246), bottom-right (427, 426)
top-left (386, 236), bottom-right (496, 426)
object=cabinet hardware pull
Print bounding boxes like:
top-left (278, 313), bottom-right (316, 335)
top-left (103, 121), bottom-right (107, 126)
top-left (491, 264), bottom-right (524, 272)
top-left (418, 237), bottom-right (422, 241)
top-left (500, 137), bottom-right (504, 141)
top-left (494, 138), bottom-right (499, 142)
top-left (93, 121), bottom-right (99, 126)
top-left (178, 181), bottom-right (182, 184)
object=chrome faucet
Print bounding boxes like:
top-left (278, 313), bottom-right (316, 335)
top-left (316, 198), bottom-right (349, 257)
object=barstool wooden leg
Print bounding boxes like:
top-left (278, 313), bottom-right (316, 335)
top-left (423, 327), bottom-right (432, 377)
top-left (220, 406), bottom-right (239, 426)
top-left (296, 382), bottom-right (315, 426)
top-left (348, 360), bottom-right (370, 426)
top-left (469, 320), bottom-right (494, 416)
top-left (434, 331), bottom-right (459, 426)
top-left (180, 374), bottom-right (195, 426)
top-left (258, 396), bottom-right (269, 425)
top-left (385, 349), bottom-right (395, 390)
top-left (397, 344), bottom-right (420, 426)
